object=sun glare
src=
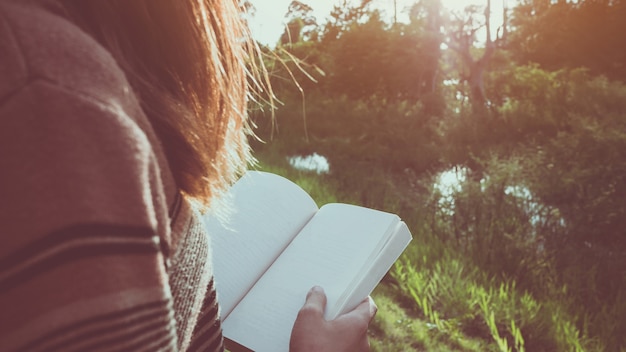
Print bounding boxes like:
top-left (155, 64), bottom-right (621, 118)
top-left (249, 0), bottom-right (505, 45)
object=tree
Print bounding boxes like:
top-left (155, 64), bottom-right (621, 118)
top-left (325, 10), bottom-right (390, 99)
top-left (509, 0), bottom-right (626, 82)
top-left (446, 0), bottom-right (509, 110)
top-left (405, 0), bottom-right (445, 98)
top-left (321, 0), bottom-right (374, 43)
top-left (279, 1), bottom-right (318, 45)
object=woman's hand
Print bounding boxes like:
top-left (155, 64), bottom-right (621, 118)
top-left (289, 286), bottom-right (377, 352)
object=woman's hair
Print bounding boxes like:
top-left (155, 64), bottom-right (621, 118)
top-left (61, 0), bottom-right (262, 206)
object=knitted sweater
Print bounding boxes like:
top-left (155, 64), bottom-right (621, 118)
top-left (0, 1), bottom-right (223, 351)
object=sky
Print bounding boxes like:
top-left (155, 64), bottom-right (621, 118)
top-left (248, 0), bottom-right (507, 46)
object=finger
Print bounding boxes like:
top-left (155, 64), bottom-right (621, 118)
top-left (303, 286), bottom-right (327, 313)
top-left (345, 296), bottom-right (377, 322)
top-left (366, 296), bottom-right (378, 319)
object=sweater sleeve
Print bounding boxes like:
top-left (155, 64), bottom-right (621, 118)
top-left (0, 80), bottom-right (178, 351)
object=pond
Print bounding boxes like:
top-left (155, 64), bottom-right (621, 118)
top-left (285, 158), bottom-right (563, 235)
top-left (434, 166), bottom-right (565, 241)
top-left (287, 153), bottom-right (330, 174)
top-left (435, 167), bottom-right (468, 200)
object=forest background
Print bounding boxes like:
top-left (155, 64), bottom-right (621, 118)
top-left (243, 0), bottom-right (626, 350)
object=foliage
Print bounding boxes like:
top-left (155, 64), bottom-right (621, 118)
top-left (252, 91), bottom-right (444, 211)
top-left (435, 62), bottom-right (626, 348)
top-left (321, 0), bottom-right (375, 42)
top-left (279, 1), bottom-right (318, 45)
top-left (509, 0), bottom-right (626, 82)
top-left (267, 1), bottom-right (444, 105)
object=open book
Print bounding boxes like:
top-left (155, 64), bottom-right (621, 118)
top-left (203, 171), bottom-right (412, 352)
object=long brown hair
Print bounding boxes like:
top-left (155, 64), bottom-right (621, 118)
top-left (61, 0), bottom-right (260, 206)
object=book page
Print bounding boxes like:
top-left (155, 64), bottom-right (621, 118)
top-left (222, 203), bottom-right (401, 352)
top-left (331, 221), bottom-right (412, 319)
top-left (204, 171), bottom-right (319, 319)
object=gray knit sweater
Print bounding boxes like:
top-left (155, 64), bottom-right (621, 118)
top-left (0, 1), bottom-right (223, 351)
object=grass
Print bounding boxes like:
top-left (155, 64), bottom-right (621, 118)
top-left (369, 284), bottom-right (491, 352)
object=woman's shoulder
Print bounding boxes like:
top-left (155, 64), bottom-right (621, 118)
top-left (0, 1), bottom-right (177, 239)
top-left (0, 1), bottom-right (133, 108)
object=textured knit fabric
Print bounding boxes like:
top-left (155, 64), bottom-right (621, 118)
top-left (0, 1), bottom-right (223, 351)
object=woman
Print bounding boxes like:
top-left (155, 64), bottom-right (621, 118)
top-left (0, 0), bottom-right (376, 351)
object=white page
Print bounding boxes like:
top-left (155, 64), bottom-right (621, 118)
top-left (222, 203), bottom-right (400, 352)
top-left (331, 221), bottom-right (412, 319)
top-left (204, 171), bottom-right (319, 318)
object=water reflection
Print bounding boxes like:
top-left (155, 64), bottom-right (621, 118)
top-left (435, 167), bottom-right (467, 199)
top-left (434, 167), bottom-right (565, 235)
top-left (287, 153), bottom-right (330, 174)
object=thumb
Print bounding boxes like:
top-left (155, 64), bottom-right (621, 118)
top-left (303, 286), bottom-right (327, 314)
top-left (345, 296), bottom-right (377, 322)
